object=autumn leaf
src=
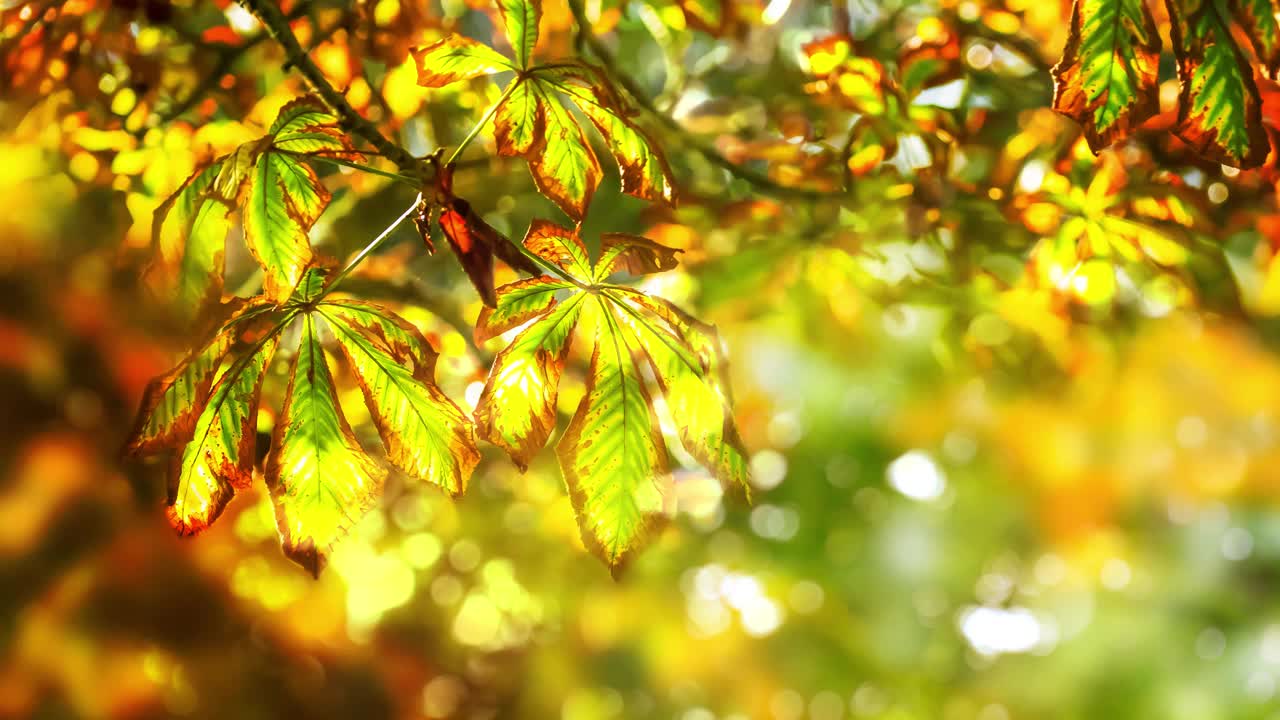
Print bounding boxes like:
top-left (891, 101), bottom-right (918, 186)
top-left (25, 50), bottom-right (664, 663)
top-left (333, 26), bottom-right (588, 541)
top-left (1051, 0), bottom-right (1161, 153)
top-left (127, 267), bottom-right (480, 574)
top-left (265, 312), bottom-right (385, 576)
top-left (472, 221), bottom-right (749, 572)
top-left (497, 0), bottom-right (540, 68)
top-left (124, 300), bottom-right (275, 456)
top-left (410, 35), bottom-right (514, 87)
top-left (411, 0), bottom-right (676, 219)
top-left (1232, 0), bottom-right (1280, 79)
top-left (1167, 0), bottom-right (1268, 168)
top-left (168, 329), bottom-right (280, 536)
top-left (150, 97), bottom-right (354, 308)
top-left (430, 160), bottom-right (544, 306)
top-left (145, 161), bottom-right (233, 317)
top-left (323, 301), bottom-right (481, 497)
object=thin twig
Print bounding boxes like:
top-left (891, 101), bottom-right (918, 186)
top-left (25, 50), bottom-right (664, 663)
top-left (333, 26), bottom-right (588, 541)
top-left (313, 196), bottom-right (422, 304)
top-left (566, 0), bottom-right (840, 201)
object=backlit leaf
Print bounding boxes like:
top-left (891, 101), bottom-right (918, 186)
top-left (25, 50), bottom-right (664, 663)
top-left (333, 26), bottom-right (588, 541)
top-left (493, 78), bottom-right (540, 154)
top-left (498, 0), bottom-right (540, 69)
top-left (558, 303), bottom-right (671, 574)
top-left (594, 233), bottom-right (682, 280)
top-left (1168, 0), bottom-right (1268, 168)
top-left (538, 65), bottom-right (677, 206)
top-left (168, 332), bottom-right (280, 536)
top-left (265, 314), bottom-right (386, 576)
top-left (609, 289), bottom-right (750, 494)
top-left (522, 218), bottom-right (593, 276)
top-left (125, 301), bottom-right (275, 456)
top-left (1052, 0), bottom-right (1161, 152)
top-left (410, 35), bottom-right (514, 88)
top-left (475, 275), bottom-right (575, 343)
top-left (149, 97), bottom-right (352, 310)
top-left (473, 221), bottom-right (748, 571)
top-left (244, 151), bottom-right (322, 300)
top-left (413, 25), bottom-right (676, 219)
top-left (1232, 0), bottom-right (1280, 78)
top-left (524, 79), bottom-right (601, 220)
top-left (323, 302), bottom-right (481, 496)
top-left (147, 161), bottom-right (232, 315)
top-left (475, 292), bottom-right (587, 468)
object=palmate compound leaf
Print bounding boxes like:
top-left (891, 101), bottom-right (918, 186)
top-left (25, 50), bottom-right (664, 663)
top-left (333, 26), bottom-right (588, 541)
top-left (1167, 0), bottom-right (1269, 168)
top-left (1051, 0), bottom-right (1161, 153)
top-left (126, 267), bottom-right (479, 575)
top-left (411, 0), bottom-right (676, 220)
top-left (148, 96), bottom-right (354, 311)
top-left (472, 221), bottom-right (749, 573)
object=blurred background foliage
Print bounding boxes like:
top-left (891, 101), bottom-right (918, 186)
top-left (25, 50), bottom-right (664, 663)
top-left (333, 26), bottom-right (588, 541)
top-left (6, 0), bottom-right (1280, 718)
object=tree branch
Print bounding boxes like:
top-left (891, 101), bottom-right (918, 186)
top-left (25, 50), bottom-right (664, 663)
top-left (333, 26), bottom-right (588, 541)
top-left (566, 0), bottom-right (840, 201)
top-left (238, 0), bottom-right (429, 179)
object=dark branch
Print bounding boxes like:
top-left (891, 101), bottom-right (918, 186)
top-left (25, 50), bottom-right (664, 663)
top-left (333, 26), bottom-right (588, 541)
top-left (237, 0), bottom-right (428, 179)
top-left (143, 4), bottom-right (324, 137)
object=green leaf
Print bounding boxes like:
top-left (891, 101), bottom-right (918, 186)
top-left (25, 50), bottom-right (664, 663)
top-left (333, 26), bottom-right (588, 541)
top-left (1167, 0), bottom-right (1268, 168)
top-left (608, 289), bottom-right (750, 494)
top-left (126, 301), bottom-right (275, 456)
top-left (413, 32), bottom-right (676, 218)
top-left (130, 267), bottom-right (480, 574)
top-left (265, 314), bottom-right (386, 576)
top-left (475, 275), bottom-right (575, 343)
top-left (594, 233), bottom-right (682, 280)
top-left (1051, 0), bottom-right (1161, 152)
top-left (493, 78), bottom-right (540, 155)
top-left (524, 79), bottom-right (602, 220)
top-left (323, 301), bottom-right (481, 496)
top-left (558, 303), bottom-right (671, 573)
top-left (149, 97), bottom-right (352, 311)
top-left (498, 0), bottom-right (540, 69)
top-left (147, 161), bottom-right (232, 316)
top-left (472, 221), bottom-right (748, 572)
top-left (168, 332), bottom-right (280, 536)
top-left (538, 65), bottom-right (677, 205)
top-left (243, 151), bottom-right (321, 301)
top-left (314, 298), bottom-right (437, 371)
top-left (411, 34), bottom-right (515, 88)
top-left (1231, 0), bottom-right (1280, 78)
top-left (475, 292), bottom-right (587, 468)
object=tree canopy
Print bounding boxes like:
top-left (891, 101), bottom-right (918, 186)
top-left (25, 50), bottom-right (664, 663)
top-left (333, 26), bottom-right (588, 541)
top-left (6, 0), bottom-right (1280, 717)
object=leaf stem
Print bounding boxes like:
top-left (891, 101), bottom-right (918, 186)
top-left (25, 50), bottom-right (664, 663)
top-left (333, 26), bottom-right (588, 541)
top-left (445, 80), bottom-right (521, 167)
top-left (293, 152), bottom-right (421, 186)
top-left (314, 195), bottom-right (422, 303)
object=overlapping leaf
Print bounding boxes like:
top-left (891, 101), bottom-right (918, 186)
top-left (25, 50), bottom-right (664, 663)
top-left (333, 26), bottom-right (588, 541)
top-left (145, 162), bottom-right (234, 317)
top-left (149, 97), bottom-right (354, 309)
top-left (412, 0), bottom-right (676, 219)
top-left (1232, 0), bottom-right (1280, 78)
top-left (473, 221), bottom-right (748, 572)
top-left (126, 268), bottom-right (479, 574)
top-left (1052, 0), bottom-right (1161, 153)
top-left (421, 160), bottom-right (542, 307)
top-left (1167, 0), bottom-right (1268, 168)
